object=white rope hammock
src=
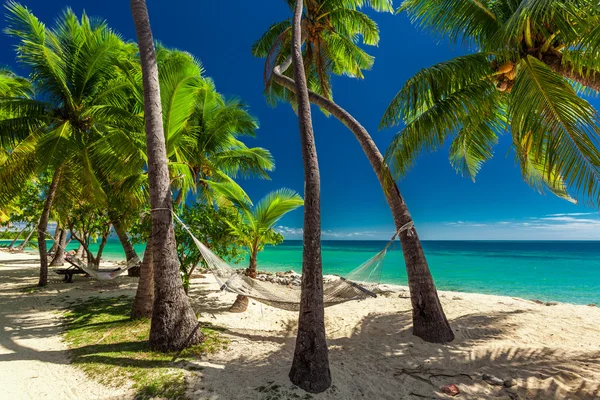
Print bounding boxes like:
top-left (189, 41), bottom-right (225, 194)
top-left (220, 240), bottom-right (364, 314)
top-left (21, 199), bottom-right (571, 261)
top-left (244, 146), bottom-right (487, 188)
top-left (168, 210), bottom-right (412, 311)
top-left (42, 230), bottom-right (141, 281)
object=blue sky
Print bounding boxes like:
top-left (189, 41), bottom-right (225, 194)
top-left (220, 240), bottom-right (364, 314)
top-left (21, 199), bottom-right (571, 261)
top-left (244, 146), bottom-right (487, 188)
top-left (2, 0), bottom-right (600, 240)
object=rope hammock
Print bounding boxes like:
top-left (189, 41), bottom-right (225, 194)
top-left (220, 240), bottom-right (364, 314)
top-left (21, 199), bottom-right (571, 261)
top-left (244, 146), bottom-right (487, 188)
top-left (42, 230), bottom-right (141, 281)
top-left (68, 254), bottom-right (141, 280)
top-left (170, 211), bottom-right (412, 311)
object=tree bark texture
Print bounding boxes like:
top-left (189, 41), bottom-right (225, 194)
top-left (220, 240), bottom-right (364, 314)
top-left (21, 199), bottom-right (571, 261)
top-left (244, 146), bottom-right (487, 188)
top-left (112, 218), bottom-right (140, 276)
top-left (37, 166), bottom-right (63, 287)
top-left (288, 0), bottom-right (332, 393)
top-left (131, 237), bottom-right (155, 319)
top-left (130, 0), bottom-right (203, 351)
top-left (16, 225), bottom-right (35, 252)
top-left (542, 52), bottom-right (600, 92)
top-left (50, 228), bottom-right (67, 267)
top-left (8, 227), bottom-right (25, 249)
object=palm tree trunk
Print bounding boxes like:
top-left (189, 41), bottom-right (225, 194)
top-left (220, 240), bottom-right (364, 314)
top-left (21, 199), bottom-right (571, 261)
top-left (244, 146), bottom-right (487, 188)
top-left (37, 166), bottom-right (63, 287)
top-left (94, 231), bottom-right (110, 267)
top-left (112, 218), bottom-right (140, 276)
top-left (247, 249), bottom-right (258, 278)
top-left (229, 248), bottom-right (258, 313)
top-left (272, 64), bottom-right (455, 344)
top-left (174, 189), bottom-right (184, 206)
top-left (288, 0), bottom-right (331, 393)
top-left (132, 237), bottom-right (155, 319)
top-left (8, 227), bottom-right (25, 249)
top-left (48, 226), bottom-right (61, 254)
top-left (50, 228), bottom-right (67, 267)
top-left (542, 51), bottom-right (600, 92)
top-left (16, 225), bottom-right (35, 252)
top-left (130, 0), bottom-right (203, 351)
top-left (75, 243), bottom-right (85, 259)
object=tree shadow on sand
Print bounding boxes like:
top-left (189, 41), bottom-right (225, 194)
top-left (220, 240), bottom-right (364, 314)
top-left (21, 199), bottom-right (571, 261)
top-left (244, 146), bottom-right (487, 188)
top-left (187, 306), bottom-right (600, 400)
top-left (1, 266), bottom-right (598, 399)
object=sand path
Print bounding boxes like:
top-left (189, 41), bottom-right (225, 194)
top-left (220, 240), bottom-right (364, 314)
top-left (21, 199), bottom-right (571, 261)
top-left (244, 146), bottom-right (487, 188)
top-left (1, 249), bottom-right (599, 399)
top-left (0, 252), bottom-right (128, 400)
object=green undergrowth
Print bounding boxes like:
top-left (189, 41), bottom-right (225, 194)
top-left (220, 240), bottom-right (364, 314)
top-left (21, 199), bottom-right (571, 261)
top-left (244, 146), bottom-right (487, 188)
top-left (63, 295), bottom-right (228, 399)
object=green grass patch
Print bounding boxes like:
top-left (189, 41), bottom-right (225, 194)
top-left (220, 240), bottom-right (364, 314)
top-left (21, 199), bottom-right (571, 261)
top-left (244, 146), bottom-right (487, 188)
top-left (63, 295), bottom-right (228, 399)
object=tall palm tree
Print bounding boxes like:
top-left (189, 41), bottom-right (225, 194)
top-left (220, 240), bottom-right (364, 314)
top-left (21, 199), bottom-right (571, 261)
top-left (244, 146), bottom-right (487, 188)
top-left (0, 3), bottom-right (142, 286)
top-left (125, 48), bottom-right (275, 318)
top-left (254, 0), bottom-right (454, 343)
top-left (130, 0), bottom-right (203, 352)
top-left (287, 0), bottom-right (331, 393)
top-left (228, 188), bottom-right (303, 312)
top-left (382, 0), bottom-right (600, 206)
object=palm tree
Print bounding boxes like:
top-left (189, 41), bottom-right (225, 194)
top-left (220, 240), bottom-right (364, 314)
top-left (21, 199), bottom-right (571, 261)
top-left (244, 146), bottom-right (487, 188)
top-left (125, 48), bottom-right (275, 318)
top-left (382, 0), bottom-right (600, 206)
top-left (254, 0), bottom-right (454, 343)
top-left (130, 0), bottom-right (203, 352)
top-left (0, 3), bottom-right (142, 286)
top-left (228, 188), bottom-right (303, 312)
top-left (287, 0), bottom-right (331, 393)
top-left (0, 69), bottom-right (32, 249)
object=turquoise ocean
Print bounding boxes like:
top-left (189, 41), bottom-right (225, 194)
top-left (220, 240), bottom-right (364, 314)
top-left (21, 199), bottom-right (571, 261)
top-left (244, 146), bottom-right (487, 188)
top-left (3, 239), bottom-right (599, 305)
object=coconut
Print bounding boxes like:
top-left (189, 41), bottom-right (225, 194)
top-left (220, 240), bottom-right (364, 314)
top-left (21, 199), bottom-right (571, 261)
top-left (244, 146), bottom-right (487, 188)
top-left (496, 81), bottom-right (508, 92)
top-left (506, 69), bottom-right (516, 80)
top-left (497, 61), bottom-right (514, 74)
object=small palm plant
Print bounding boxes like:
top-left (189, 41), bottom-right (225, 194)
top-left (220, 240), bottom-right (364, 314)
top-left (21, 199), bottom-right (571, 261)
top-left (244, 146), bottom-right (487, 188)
top-left (382, 0), bottom-right (600, 204)
top-left (228, 188), bottom-right (303, 312)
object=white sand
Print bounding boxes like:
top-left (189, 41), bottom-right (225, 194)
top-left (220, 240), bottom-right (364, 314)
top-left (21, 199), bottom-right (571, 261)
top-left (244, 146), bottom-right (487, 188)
top-left (1, 249), bottom-right (599, 400)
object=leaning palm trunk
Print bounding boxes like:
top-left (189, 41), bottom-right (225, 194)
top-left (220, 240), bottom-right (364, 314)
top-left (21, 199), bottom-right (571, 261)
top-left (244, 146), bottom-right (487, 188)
top-left (16, 224), bottom-right (36, 252)
top-left (130, 0), bottom-right (203, 351)
top-left (50, 229), bottom-right (67, 266)
top-left (288, 0), bottom-right (331, 393)
top-left (75, 243), bottom-right (85, 260)
top-left (48, 226), bottom-right (61, 254)
top-left (272, 69), bottom-right (454, 343)
top-left (112, 218), bottom-right (140, 276)
top-left (131, 237), bottom-right (154, 319)
top-left (541, 51), bottom-right (600, 92)
top-left (37, 166), bottom-right (63, 287)
top-left (8, 226), bottom-right (26, 249)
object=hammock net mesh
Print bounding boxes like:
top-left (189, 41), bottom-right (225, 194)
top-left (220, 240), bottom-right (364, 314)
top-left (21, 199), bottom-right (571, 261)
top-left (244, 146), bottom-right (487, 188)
top-left (69, 255), bottom-right (141, 280)
top-left (190, 231), bottom-right (388, 311)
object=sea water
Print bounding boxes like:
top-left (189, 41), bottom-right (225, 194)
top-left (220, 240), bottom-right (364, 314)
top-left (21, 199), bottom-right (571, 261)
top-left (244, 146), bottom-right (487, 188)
top-left (3, 239), bottom-right (598, 305)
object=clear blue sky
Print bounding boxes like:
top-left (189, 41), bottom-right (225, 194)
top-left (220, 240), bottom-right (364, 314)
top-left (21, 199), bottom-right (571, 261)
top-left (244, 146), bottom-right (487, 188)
top-left (2, 0), bottom-right (600, 240)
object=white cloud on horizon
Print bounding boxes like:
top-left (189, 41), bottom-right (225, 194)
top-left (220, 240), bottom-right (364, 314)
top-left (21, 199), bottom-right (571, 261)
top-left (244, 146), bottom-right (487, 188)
top-left (276, 226), bottom-right (378, 240)
top-left (438, 212), bottom-right (600, 240)
top-left (276, 212), bottom-right (600, 241)
top-left (545, 212), bottom-right (596, 217)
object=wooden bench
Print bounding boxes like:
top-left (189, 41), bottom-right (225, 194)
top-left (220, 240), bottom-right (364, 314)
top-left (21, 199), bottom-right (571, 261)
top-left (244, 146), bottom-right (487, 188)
top-left (55, 266), bottom-right (87, 283)
top-left (54, 257), bottom-right (89, 283)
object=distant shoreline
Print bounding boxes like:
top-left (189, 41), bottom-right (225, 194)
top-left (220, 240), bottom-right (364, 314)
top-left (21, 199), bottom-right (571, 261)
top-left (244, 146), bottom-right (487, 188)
top-left (2, 242), bottom-right (598, 308)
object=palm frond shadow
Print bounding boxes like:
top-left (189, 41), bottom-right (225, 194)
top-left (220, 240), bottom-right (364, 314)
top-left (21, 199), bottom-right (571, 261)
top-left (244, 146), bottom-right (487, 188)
top-left (191, 308), bottom-right (600, 399)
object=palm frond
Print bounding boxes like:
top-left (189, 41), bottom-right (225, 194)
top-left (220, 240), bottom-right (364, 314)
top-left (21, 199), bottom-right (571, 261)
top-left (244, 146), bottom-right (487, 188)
top-left (251, 188), bottom-right (303, 232)
top-left (399, 0), bottom-right (501, 46)
top-left (509, 55), bottom-right (600, 205)
top-left (380, 53), bottom-right (493, 128)
top-left (385, 79), bottom-right (498, 178)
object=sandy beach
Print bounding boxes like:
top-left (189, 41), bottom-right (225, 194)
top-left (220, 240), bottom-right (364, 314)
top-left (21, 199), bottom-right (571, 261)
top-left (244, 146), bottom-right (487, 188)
top-left (0, 249), bottom-right (599, 400)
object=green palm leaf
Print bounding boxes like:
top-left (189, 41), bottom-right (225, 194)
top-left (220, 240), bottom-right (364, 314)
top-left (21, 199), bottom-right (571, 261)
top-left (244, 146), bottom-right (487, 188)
top-left (509, 55), bottom-right (600, 204)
